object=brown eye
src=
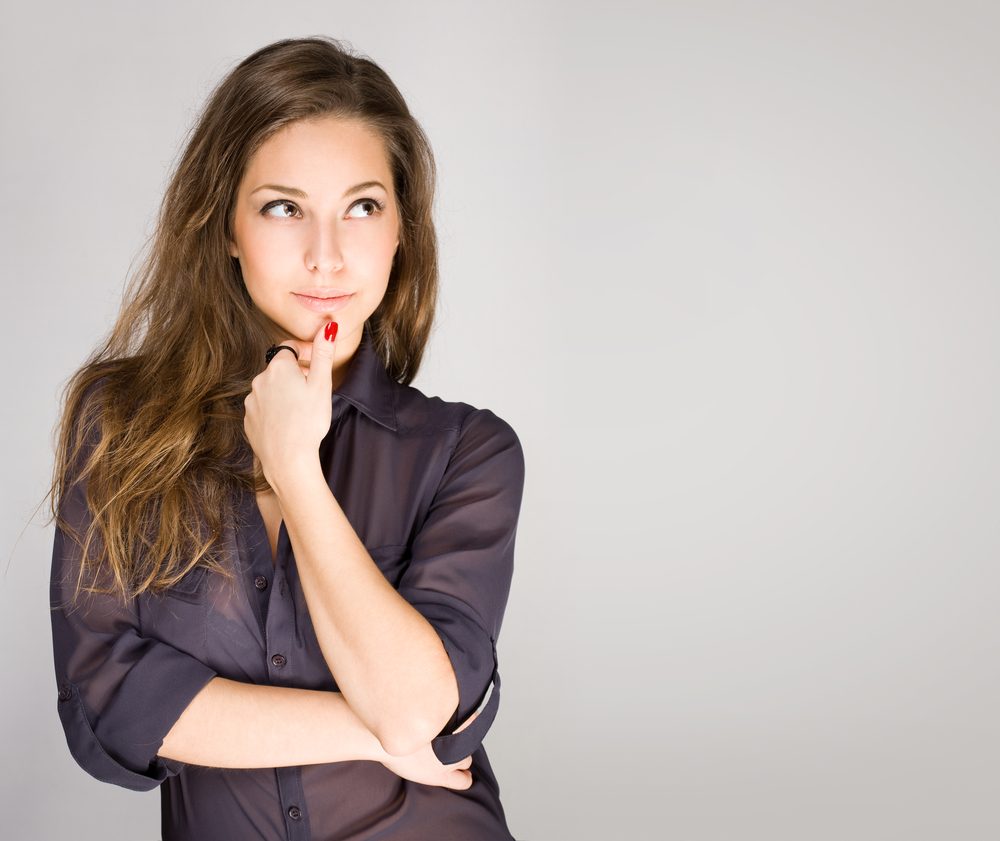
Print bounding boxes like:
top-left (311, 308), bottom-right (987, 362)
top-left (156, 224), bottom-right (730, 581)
top-left (348, 197), bottom-right (386, 218)
top-left (260, 200), bottom-right (299, 218)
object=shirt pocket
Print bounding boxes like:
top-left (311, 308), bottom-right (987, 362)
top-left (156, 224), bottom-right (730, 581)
top-left (160, 564), bottom-right (210, 604)
top-left (367, 543), bottom-right (409, 589)
top-left (139, 565), bottom-right (211, 661)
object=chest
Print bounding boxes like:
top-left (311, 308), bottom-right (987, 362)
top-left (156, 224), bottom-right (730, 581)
top-left (244, 413), bottom-right (456, 567)
top-left (255, 489), bottom-right (283, 566)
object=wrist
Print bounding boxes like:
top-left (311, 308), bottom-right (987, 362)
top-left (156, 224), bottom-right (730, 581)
top-left (269, 454), bottom-right (324, 500)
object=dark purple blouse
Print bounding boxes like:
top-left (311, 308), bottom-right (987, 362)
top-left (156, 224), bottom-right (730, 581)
top-left (49, 320), bottom-right (526, 841)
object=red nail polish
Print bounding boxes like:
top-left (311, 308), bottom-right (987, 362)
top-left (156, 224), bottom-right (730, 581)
top-left (324, 321), bottom-right (338, 342)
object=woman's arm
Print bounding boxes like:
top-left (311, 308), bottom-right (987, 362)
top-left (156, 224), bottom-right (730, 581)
top-left (157, 676), bottom-right (386, 768)
top-left (157, 676), bottom-right (478, 793)
top-left (268, 408), bottom-right (525, 763)
top-left (271, 460), bottom-right (459, 757)
top-left (245, 335), bottom-right (524, 760)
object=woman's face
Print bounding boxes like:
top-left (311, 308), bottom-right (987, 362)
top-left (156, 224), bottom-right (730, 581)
top-left (228, 115), bottom-right (401, 350)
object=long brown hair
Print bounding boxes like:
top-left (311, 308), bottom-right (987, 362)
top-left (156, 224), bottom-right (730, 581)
top-left (45, 36), bottom-right (440, 604)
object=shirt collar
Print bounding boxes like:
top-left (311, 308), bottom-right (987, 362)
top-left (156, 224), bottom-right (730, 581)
top-left (332, 320), bottom-right (399, 432)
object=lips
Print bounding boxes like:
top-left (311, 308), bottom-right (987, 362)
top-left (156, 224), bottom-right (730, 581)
top-left (296, 288), bottom-right (352, 298)
top-left (292, 292), bottom-right (354, 313)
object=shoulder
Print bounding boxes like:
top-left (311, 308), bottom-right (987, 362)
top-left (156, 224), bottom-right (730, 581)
top-left (392, 381), bottom-right (522, 452)
top-left (65, 374), bottom-right (113, 463)
top-left (390, 383), bottom-right (525, 502)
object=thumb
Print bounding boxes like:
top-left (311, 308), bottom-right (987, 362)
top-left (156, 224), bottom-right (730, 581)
top-left (307, 319), bottom-right (339, 392)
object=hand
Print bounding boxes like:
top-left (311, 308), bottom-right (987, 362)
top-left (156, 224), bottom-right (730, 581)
top-left (243, 320), bottom-right (340, 488)
top-left (377, 709), bottom-right (481, 790)
top-left (379, 742), bottom-right (474, 790)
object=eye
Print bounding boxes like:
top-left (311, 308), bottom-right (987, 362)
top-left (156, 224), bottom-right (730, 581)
top-left (347, 197), bottom-right (386, 218)
top-left (260, 200), bottom-right (301, 219)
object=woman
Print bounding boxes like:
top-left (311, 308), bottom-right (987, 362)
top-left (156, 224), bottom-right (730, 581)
top-left (47, 36), bottom-right (525, 841)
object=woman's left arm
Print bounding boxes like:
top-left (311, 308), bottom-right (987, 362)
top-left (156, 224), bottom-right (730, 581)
top-left (245, 325), bottom-right (525, 761)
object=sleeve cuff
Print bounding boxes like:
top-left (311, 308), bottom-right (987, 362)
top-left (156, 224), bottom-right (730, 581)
top-left (429, 630), bottom-right (503, 764)
top-left (57, 647), bottom-right (218, 791)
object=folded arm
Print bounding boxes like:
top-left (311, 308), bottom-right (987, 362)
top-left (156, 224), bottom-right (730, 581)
top-left (271, 407), bottom-right (526, 762)
top-left (157, 677), bottom-right (383, 768)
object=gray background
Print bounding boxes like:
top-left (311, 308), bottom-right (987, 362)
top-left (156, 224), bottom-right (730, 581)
top-left (2, 2), bottom-right (998, 839)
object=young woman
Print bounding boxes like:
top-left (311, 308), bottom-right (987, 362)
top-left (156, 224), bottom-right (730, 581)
top-left (47, 36), bottom-right (525, 841)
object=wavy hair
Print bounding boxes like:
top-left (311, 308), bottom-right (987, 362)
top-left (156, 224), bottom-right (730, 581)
top-left (44, 36), bottom-right (440, 604)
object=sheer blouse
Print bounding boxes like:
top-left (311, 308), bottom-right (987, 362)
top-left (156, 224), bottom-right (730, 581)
top-left (49, 320), bottom-right (526, 840)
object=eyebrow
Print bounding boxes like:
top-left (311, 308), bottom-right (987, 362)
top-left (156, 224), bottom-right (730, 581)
top-left (249, 180), bottom-right (388, 199)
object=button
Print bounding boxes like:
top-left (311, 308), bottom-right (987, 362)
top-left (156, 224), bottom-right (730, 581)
top-left (287, 805), bottom-right (302, 821)
top-left (254, 575), bottom-right (268, 591)
top-left (271, 653), bottom-right (287, 668)
top-left (58, 682), bottom-right (72, 702)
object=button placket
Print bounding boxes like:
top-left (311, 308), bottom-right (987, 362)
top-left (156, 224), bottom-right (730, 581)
top-left (275, 765), bottom-right (311, 840)
top-left (235, 492), bottom-right (273, 641)
top-left (263, 551), bottom-right (299, 689)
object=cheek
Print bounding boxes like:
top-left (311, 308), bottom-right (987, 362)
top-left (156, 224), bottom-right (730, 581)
top-left (371, 235), bottom-right (400, 270)
top-left (240, 256), bottom-right (285, 307)
top-left (241, 239), bottom-right (288, 287)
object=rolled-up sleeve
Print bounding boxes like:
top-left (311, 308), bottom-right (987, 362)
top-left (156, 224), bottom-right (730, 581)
top-left (396, 407), bottom-right (526, 764)
top-left (49, 412), bottom-right (218, 792)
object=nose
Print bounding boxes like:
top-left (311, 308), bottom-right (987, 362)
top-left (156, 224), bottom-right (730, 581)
top-left (305, 222), bottom-right (344, 273)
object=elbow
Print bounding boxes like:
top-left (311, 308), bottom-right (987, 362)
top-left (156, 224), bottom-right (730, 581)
top-left (377, 676), bottom-right (461, 758)
top-left (378, 729), bottom-right (426, 758)
top-left (376, 712), bottom-right (447, 757)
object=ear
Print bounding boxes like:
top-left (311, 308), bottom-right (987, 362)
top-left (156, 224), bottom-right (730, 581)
top-left (228, 240), bottom-right (240, 258)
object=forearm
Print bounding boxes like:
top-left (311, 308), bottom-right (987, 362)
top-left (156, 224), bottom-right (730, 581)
top-left (157, 676), bottom-right (388, 768)
top-left (272, 458), bottom-right (458, 756)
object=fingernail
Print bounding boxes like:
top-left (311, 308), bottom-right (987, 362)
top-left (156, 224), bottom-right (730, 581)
top-left (324, 321), bottom-right (338, 342)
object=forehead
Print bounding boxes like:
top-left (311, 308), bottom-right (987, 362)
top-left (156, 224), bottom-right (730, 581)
top-left (243, 116), bottom-right (392, 187)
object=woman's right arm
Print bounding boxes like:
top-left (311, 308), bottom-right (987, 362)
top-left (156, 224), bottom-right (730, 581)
top-left (159, 679), bottom-right (476, 790)
top-left (158, 677), bottom-right (383, 768)
top-left (53, 523), bottom-right (472, 787)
